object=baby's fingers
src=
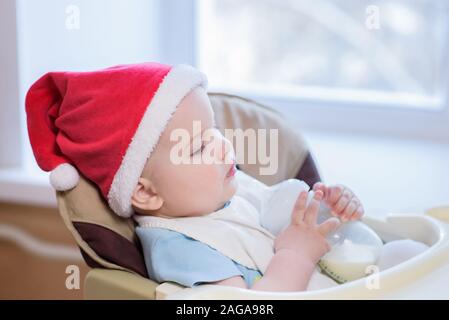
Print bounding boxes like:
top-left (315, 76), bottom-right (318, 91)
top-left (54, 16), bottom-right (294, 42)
top-left (331, 189), bottom-right (352, 217)
top-left (340, 200), bottom-right (358, 221)
top-left (318, 217), bottom-right (341, 237)
top-left (326, 185), bottom-right (345, 207)
top-left (349, 204), bottom-right (365, 221)
top-left (312, 182), bottom-right (327, 196)
top-left (303, 190), bottom-right (323, 225)
top-left (291, 191), bottom-right (308, 225)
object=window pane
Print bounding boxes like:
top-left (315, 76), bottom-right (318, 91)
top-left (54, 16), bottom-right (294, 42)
top-left (197, 0), bottom-right (449, 101)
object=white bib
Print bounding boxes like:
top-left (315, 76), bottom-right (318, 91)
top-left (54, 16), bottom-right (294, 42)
top-left (135, 196), bottom-right (275, 272)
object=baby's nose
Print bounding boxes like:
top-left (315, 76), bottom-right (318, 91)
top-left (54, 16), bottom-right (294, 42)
top-left (207, 129), bottom-right (234, 164)
top-left (220, 137), bottom-right (235, 164)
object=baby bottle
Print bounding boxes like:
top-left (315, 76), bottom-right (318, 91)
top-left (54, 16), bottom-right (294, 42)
top-left (259, 178), bottom-right (383, 283)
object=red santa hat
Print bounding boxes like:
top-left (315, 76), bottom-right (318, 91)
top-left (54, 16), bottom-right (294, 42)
top-left (25, 62), bottom-right (207, 218)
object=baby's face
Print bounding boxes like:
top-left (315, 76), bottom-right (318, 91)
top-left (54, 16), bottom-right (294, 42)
top-left (132, 87), bottom-right (238, 218)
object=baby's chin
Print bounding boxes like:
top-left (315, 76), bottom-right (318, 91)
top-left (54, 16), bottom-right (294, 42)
top-left (183, 180), bottom-right (238, 216)
top-left (226, 178), bottom-right (238, 197)
top-left (215, 182), bottom-right (238, 211)
top-left (226, 175), bottom-right (238, 193)
top-left (199, 185), bottom-right (237, 214)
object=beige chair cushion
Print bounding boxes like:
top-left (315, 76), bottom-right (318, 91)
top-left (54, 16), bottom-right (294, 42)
top-left (56, 92), bottom-right (317, 277)
top-left (209, 92), bottom-right (309, 186)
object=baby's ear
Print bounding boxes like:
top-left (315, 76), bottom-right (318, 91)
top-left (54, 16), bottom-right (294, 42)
top-left (131, 177), bottom-right (164, 212)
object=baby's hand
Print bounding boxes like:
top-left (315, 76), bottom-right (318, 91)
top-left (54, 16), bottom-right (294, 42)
top-left (312, 183), bottom-right (364, 222)
top-left (274, 191), bottom-right (340, 264)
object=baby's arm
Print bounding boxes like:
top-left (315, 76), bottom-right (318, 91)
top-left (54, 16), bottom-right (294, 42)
top-left (212, 251), bottom-right (317, 291)
top-left (251, 248), bottom-right (317, 291)
top-left (214, 191), bottom-right (340, 292)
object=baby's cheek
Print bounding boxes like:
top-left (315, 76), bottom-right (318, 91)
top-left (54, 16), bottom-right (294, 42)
top-left (201, 167), bottom-right (227, 195)
top-left (198, 168), bottom-right (222, 189)
top-left (188, 162), bottom-right (216, 178)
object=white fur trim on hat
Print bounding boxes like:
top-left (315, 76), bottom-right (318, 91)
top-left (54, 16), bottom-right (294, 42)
top-left (107, 64), bottom-right (208, 218)
top-left (50, 163), bottom-right (80, 191)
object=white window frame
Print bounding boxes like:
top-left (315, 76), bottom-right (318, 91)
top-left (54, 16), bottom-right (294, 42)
top-left (0, 0), bottom-right (56, 206)
top-left (161, 0), bottom-right (449, 142)
top-left (0, 0), bottom-right (22, 169)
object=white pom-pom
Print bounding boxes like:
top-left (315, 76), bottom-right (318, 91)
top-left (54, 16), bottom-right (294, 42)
top-left (50, 163), bottom-right (80, 191)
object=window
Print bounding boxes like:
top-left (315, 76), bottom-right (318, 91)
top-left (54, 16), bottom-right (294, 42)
top-left (197, 0), bottom-right (449, 110)
top-left (0, 0), bottom-right (163, 205)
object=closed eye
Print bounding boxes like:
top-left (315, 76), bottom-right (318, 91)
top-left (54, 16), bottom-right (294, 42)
top-left (191, 143), bottom-right (205, 156)
top-left (190, 124), bottom-right (219, 156)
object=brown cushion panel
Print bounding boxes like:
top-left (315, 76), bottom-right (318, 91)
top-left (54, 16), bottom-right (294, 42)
top-left (73, 221), bottom-right (148, 277)
top-left (294, 152), bottom-right (322, 189)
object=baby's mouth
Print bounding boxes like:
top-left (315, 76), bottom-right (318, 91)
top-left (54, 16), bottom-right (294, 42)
top-left (225, 163), bottom-right (236, 178)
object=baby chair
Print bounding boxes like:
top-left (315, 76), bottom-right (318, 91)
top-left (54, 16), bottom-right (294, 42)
top-left (56, 93), bottom-right (449, 299)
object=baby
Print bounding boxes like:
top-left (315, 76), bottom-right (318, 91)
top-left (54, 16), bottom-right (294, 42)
top-left (25, 62), bottom-right (427, 292)
top-left (130, 83), bottom-right (363, 291)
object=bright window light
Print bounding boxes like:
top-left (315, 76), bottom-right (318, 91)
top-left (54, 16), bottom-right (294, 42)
top-left (197, 0), bottom-right (449, 110)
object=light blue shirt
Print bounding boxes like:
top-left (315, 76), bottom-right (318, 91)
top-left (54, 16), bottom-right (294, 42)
top-left (136, 227), bottom-right (262, 288)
